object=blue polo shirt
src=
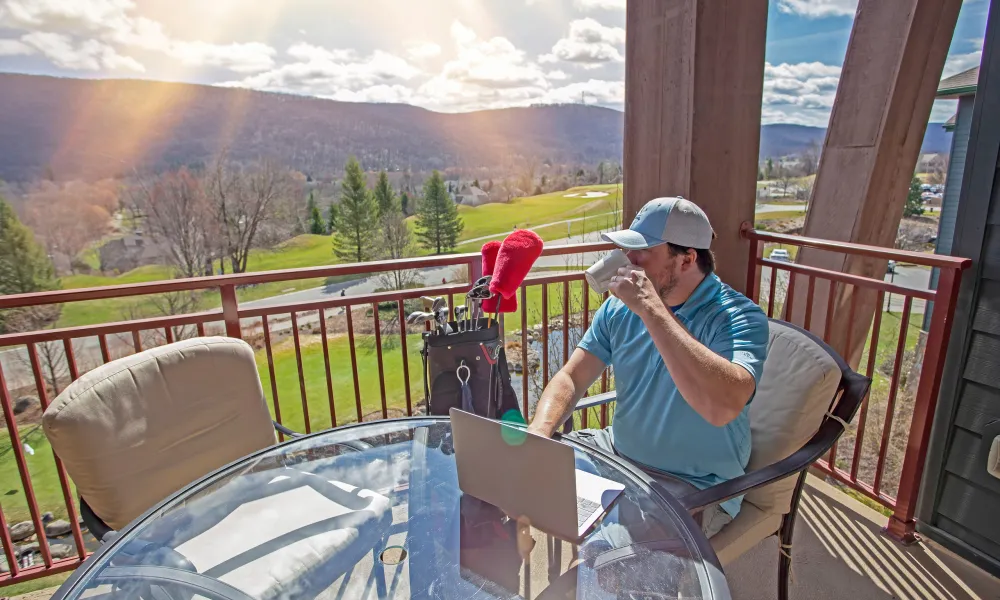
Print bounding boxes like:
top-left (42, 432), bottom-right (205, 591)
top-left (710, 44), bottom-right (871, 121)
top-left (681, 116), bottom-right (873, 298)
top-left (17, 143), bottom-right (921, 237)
top-left (578, 273), bottom-right (769, 517)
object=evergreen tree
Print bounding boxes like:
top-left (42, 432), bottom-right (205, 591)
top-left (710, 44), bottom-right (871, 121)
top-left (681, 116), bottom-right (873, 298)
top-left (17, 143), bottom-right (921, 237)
top-left (400, 191), bottom-right (410, 216)
top-left (332, 157), bottom-right (380, 263)
top-left (373, 170), bottom-right (396, 218)
top-left (765, 158), bottom-right (774, 180)
top-left (327, 202), bottom-right (338, 233)
top-left (0, 197), bottom-right (60, 333)
top-left (416, 171), bottom-right (464, 254)
top-left (307, 192), bottom-right (325, 235)
top-left (904, 176), bottom-right (925, 217)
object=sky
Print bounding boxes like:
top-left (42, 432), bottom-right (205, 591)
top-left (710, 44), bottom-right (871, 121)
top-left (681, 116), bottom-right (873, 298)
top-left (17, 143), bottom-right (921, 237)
top-left (0, 0), bottom-right (990, 127)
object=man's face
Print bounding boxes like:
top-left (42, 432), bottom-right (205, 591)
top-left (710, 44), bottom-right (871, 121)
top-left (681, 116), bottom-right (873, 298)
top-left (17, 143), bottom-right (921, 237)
top-left (625, 245), bottom-right (691, 301)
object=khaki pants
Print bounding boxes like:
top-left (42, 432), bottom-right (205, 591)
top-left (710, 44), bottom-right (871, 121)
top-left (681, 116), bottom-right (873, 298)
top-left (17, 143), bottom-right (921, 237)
top-left (567, 428), bottom-right (732, 539)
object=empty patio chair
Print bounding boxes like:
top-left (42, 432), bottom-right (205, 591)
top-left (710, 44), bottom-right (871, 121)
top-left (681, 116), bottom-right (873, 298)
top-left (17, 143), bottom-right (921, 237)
top-left (43, 336), bottom-right (393, 598)
top-left (574, 319), bottom-right (871, 600)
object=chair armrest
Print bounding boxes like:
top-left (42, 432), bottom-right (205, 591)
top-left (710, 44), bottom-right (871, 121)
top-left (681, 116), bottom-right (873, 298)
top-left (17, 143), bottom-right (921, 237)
top-left (575, 391), bottom-right (617, 411)
top-left (272, 421), bottom-right (302, 438)
top-left (679, 418), bottom-right (844, 513)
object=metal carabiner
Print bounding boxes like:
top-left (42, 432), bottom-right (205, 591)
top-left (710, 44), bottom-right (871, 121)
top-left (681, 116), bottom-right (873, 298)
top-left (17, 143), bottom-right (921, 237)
top-left (457, 361), bottom-right (471, 385)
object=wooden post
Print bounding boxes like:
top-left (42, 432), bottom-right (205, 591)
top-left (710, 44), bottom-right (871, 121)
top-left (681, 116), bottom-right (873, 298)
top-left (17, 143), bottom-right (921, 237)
top-left (792, 0), bottom-right (963, 365)
top-left (623, 0), bottom-right (768, 292)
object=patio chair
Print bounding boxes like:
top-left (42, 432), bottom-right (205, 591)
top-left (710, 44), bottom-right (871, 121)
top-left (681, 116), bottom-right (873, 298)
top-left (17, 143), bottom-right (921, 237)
top-left (43, 336), bottom-right (391, 598)
top-left (573, 319), bottom-right (871, 600)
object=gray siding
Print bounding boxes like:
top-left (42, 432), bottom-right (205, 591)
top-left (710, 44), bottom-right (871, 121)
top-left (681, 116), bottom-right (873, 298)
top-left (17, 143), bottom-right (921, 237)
top-left (919, 1), bottom-right (1000, 575)
top-left (937, 96), bottom-right (975, 255)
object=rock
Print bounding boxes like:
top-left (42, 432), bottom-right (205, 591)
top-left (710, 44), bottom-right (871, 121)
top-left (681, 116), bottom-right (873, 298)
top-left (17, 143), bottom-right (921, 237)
top-left (18, 542), bottom-right (38, 558)
top-left (42, 512), bottom-right (54, 523)
top-left (9, 521), bottom-right (34, 542)
top-left (0, 556), bottom-right (7, 574)
top-left (49, 542), bottom-right (75, 559)
top-left (44, 519), bottom-right (72, 537)
top-left (12, 396), bottom-right (38, 415)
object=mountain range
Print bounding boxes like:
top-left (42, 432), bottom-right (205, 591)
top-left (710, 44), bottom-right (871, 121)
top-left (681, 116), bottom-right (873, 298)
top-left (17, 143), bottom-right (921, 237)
top-left (0, 73), bottom-right (951, 182)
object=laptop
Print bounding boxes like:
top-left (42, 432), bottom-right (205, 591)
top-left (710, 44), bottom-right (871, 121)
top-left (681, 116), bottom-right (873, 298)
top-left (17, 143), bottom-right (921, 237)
top-left (450, 408), bottom-right (625, 542)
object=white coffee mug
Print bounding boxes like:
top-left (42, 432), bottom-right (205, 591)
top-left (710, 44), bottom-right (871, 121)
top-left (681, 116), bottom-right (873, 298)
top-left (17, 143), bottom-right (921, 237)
top-left (585, 249), bottom-right (634, 294)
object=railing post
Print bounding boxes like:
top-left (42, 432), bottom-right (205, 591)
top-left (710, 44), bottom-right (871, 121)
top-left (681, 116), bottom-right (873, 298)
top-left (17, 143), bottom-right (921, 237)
top-left (220, 284), bottom-right (242, 339)
top-left (741, 222), bottom-right (762, 304)
top-left (884, 266), bottom-right (962, 544)
top-left (468, 257), bottom-right (483, 285)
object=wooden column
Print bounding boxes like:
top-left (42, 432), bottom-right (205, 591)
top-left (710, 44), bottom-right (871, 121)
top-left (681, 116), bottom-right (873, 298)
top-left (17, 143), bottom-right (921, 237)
top-left (623, 0), bottom-right (768, 292)
top-left (792, 0), bottom-right (963, 365)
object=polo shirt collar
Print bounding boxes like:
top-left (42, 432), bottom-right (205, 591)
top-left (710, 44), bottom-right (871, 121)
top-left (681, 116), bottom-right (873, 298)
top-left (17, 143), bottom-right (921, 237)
top-left (674, 273), bottom-right (721, 320)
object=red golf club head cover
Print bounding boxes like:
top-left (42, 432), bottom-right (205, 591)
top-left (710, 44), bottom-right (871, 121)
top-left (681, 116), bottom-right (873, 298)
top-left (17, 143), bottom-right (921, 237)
top-left (480, 241), bottom-right (517, 313)
top-left (490, 230), bottom-right (543, 300)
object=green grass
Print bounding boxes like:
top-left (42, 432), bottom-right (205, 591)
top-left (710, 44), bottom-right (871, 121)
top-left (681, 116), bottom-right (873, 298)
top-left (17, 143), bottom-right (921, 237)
top-left (0, 426), bottom-right (75, 524)
top-left (755, 210), bottom-right (807, 223)
top-left (1, 572), bottom-right (72, 596)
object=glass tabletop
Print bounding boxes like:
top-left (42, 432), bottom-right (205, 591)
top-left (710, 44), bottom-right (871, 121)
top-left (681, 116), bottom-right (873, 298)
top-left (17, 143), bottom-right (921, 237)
top-left (56, 418), bottom-right (730, 600)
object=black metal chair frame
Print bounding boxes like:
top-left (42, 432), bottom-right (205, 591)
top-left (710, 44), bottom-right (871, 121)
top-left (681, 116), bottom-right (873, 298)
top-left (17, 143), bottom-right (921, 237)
top-left (570, 319), bottom-right (872, 600)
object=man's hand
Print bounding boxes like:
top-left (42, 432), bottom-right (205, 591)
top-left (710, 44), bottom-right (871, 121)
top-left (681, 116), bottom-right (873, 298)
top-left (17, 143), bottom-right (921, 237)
top-left (608, 266), bottom-right (661, 317)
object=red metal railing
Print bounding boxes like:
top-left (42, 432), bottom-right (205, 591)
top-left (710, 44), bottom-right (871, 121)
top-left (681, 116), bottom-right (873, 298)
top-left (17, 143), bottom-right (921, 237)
top-left (0, 225), bottom-right (972, 585)
top-left (0, 241), bottom-right (615, 586)
top-left (742, 224), bottom-right (971, 543)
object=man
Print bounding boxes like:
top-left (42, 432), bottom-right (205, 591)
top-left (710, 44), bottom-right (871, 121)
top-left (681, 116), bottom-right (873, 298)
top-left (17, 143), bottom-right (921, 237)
top-left (529, 197), bottom-right (769, 537)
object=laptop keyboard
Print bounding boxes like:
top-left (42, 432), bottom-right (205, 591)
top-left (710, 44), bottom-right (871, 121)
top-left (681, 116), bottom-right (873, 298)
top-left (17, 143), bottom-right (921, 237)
top-left (577, 496), bottom-right (602, 527)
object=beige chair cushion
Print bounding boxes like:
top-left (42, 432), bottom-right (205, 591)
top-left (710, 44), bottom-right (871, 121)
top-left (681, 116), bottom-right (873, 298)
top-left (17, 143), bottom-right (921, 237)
top-left (43, 337), bottom-right (276, 530)
top-left (745, 321), bottom-right (842, 514)
top-left (710, 501), bottom-right (783, 566)
top-left (989, 436), bottom-right (1000, 480)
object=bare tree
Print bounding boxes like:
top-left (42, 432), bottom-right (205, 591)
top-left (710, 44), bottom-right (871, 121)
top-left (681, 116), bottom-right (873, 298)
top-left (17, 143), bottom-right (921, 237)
top-left (131, 168), bottom-right (214, 278)
top-left (377, 210), bottom-right (419, 291)
top-left (207, 156), bottom-right (298, 274)
top-left (800, 141), bottom-right (820, 177)
top-left (776, 166), bottom-right (795, 198)
top-left (926, 155), bottom-right (948, 185)
top-left (120, 291), bottom-right (202, 347)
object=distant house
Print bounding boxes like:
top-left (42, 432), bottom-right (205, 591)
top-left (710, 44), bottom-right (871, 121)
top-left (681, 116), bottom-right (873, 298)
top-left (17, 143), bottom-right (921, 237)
top-left (455, 185), bottom-right (490, 206)
top-left (99, 230), bottom-right (169, 273)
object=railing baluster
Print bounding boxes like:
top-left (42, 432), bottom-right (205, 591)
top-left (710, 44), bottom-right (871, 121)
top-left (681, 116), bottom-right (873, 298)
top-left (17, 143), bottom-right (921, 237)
top-left (873, 296), bottom-right (912, 495)
top-left (521, 285), bottom-right (529, 416)
top-left (63, 339), bottom-right (80, 381)
top-left (804, 276), bottom-right (816, 330)
top-left (346, 307), bottom-right (363, 422)
top-left (99, 334), bottom-right (111, 364)
top-left (767, 266), bottom-right (778, 318)
top-left (372, 303), bottom-right (388, 419)
top-left (319, 310), bottom-right (337, 428)
top-left (447, 293), bottom-right (455, 322)
top-left (581, 280), bottom-right (591, 429)
top-left (562, 281), bottom-right (570, 367)
top-left (828, 285), bottom-right (860, 468)
top-left (0, 361), bottom-right (53, 568)
top-left (0, 494), bottom-right (18, 578)
top-left (398, 300), bottom-right (412, 417)
top-left (824, 281), bottom-right (838, 342)
top-left (600, 290), bottom-right (610, 427)
top-left (782, 270), bottom-right (797, 322)
top-left (196, 322), bottom-right (206, 337)
top-left (164, 326), bottom-right (174, 344)
top-left (131, 330), bottom-right (142, 353)
top-left (542, 284), bottom-right (549, 388)
top-left (261, 316), bottom-right (283, 440)
top-left (290, 312), bottom-right (310, 433)
top-left (851, 291), bottom-right (884, 482)
top-left (28, 344), bottom-right (87, 561)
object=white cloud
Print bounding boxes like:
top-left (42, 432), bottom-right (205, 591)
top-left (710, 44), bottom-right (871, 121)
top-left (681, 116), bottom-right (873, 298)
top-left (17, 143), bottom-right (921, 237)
top-left (0, 37), bottom-right (32, 55)
top-left (0, 0), bottom-right (275, 73)
top-left (776, 0), bottom-right (857, 18)
top-left (20, 31), bottom-right (144, 71)
top-left (574, 0), bottom-right (626, 10)
top-left (942, 40), bottom-right (984, 78)
top-left (762, 62), bottom-right (842, 125)
top-left (407, 42), bottom-right (441, 60)
top-left (546, 69), bottom-right (570, 81)
top-left (543, 18), bottom-right (624, 67)
top-left (223, 44), bottom-right (421, 98)
top-left (438, 20), bottom-right (548, 89)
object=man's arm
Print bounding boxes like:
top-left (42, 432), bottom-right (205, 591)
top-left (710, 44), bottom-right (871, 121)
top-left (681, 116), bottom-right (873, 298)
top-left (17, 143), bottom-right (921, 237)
top-left (611, 269), bottom-right (757, 427)
top-left (528, 348), bottom-right (607, 437)
top-left (639, 301), bottom-right (756, 426)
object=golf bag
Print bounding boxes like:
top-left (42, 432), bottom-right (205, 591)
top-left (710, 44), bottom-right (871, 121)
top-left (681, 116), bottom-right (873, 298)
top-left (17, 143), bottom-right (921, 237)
top-left (421, 318), bottom-right (523, 421)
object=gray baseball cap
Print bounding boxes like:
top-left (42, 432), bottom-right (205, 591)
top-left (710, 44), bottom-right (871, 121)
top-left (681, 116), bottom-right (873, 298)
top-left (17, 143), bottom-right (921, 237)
top-left (602, 197), bottom-right (715, 250)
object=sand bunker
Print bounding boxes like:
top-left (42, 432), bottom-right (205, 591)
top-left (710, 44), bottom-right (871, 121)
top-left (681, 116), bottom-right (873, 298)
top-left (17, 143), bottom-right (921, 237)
top-left (564, 191), bottom-right (610, 199)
